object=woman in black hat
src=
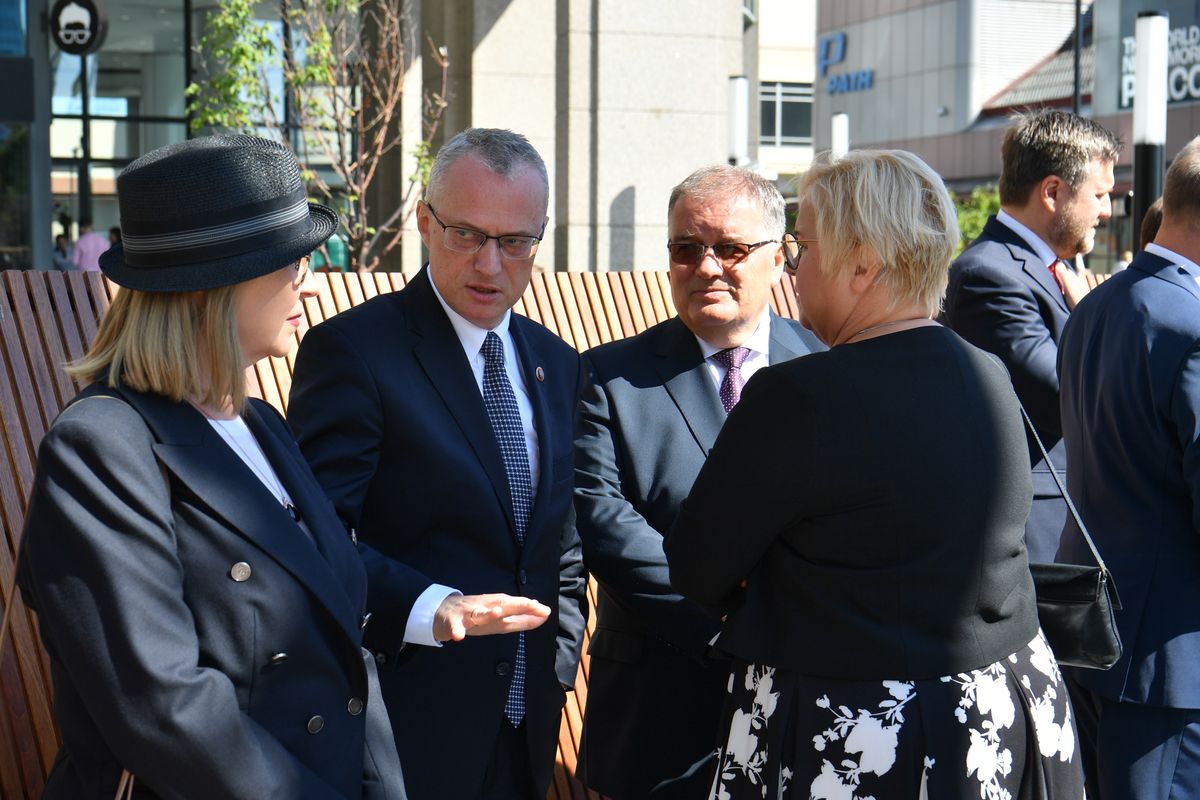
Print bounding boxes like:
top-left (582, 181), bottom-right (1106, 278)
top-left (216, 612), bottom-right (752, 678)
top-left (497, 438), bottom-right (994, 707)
top-left (15, 135), bottom-right (406, 799)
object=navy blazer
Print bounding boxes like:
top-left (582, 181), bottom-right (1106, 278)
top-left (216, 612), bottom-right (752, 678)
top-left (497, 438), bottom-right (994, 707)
top-left (1058, 250), bottom-right (1200, 708)
top-left (943, 215), bottom-right (1070, 563)
top-left (288, 267), bottom-right (588, 800)
top-left (17, 384), bottom-right (402, 799)
top-left (574, 314), bottom-right (822, 798)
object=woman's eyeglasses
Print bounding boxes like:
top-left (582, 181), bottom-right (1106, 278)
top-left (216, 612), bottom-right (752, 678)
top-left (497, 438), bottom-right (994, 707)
top-left (667, 240), bottom-right (778, 268)
top-left (781, 234), bottom-right (816, 273)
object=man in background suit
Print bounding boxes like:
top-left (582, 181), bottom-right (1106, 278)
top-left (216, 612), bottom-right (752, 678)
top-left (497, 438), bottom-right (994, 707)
top-left (574, 165), bottom-right (824, 799)
top-left (942, 109), bottom-right (1119, 563)
top-left (288, 128), bottom-right (588, 800)
top-left (1058, 137), bottom-right (1200, 799)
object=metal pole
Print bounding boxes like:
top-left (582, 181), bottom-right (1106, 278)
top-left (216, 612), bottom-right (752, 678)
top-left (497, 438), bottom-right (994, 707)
top-left (1132, 11), bottom-right (1168, 248)
top-left (1072, 0), bottom-right (1082, 114)
top-left (831, 113), bottom-right (849, 160)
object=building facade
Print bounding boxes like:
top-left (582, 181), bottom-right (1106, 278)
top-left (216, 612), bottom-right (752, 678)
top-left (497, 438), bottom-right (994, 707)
top-left (813, 0), bottom-right (1200, 267)
top-left (3, 0), bottom-right (817, 273)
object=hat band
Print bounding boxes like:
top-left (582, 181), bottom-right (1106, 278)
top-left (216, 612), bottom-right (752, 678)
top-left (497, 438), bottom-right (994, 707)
top-left (122, 198), bottom-right (312, 255)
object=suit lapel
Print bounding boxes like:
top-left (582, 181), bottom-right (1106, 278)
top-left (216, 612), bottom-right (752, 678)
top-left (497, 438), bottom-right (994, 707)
top-left (767, 313), bottom-right (806, 365)
top-left (119, 389), bottom-right (362, 644)
top-left (404, 269), bottom-right (519, 535)
top-left (242, 402), bottom-right (366, 615)
top-left (986, 217), bottom-right (1069, 314)
top-left (510, 317), bottom-right (553, 545)
top-left (655, 318), bottom-right (726, 455)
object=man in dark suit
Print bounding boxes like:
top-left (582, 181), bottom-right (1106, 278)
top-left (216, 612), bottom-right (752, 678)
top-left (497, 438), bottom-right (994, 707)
top-left (942, 109), bottom-right (1120, 563)
top-left (288, 128), bottom-right (588, 800)
top-left (1058, 137), bottom-right (1200, 799)
top-left (574, 165), bottom-right (824, 799)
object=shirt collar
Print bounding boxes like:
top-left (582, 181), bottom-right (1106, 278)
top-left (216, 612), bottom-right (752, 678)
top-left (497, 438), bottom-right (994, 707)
top-left (426, 265), bottom-right (512, 355)
top-left (996, 209), bottom-right (1060, 268)
top-left (1145, 243), bottom-right (1200, 277)
top-left (694, 308), bottom-right (772, 360)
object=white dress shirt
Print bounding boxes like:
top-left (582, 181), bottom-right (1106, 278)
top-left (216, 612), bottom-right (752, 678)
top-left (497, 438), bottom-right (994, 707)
top-left (402, 272), bottom-right (541, 647)
top-left (996, 209), bottom-right (1060, 272)
top-left (693, 308), bottom-right (773, 393)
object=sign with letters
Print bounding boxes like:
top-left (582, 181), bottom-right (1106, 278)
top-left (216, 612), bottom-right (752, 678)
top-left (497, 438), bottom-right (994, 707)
top-left (49, 0), bottom-right (107, 56)
top-left (1118, 1), bottom-right (1200, 108)
top-left (818, 32), bottom-right (875, 96)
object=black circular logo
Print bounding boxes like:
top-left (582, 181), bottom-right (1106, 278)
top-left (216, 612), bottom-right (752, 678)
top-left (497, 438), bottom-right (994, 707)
top-left (50, 0), bottom-right (107, 56)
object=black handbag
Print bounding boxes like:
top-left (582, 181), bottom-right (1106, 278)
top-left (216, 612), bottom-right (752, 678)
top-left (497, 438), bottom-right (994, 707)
top-left (1019, 403), bottom-right (1123, 670)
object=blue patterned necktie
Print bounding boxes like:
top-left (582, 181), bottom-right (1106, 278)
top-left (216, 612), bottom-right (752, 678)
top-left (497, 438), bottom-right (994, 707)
top-left (480, 331), bottom-right (532, 725)
top-left (712, 346), bottom-right (751, 413)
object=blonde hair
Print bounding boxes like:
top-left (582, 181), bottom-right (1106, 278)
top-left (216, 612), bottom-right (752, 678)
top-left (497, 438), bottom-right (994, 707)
top-left (69, 285), bottom-right (249, 412)
top-left (796, 149), bottom-right (959, 317)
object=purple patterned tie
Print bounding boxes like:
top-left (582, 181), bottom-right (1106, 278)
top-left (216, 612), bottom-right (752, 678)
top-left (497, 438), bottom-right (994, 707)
top-left (712, 346), bottom-right (751, 413)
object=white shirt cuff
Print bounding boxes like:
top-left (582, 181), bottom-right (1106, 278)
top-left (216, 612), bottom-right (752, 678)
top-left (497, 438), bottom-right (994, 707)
top-left (404, 584), bottom-right (461, 647)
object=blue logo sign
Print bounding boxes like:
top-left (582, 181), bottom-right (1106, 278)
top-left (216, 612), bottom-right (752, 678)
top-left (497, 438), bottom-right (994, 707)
top-left (818, 31), bottom-right (874, 95)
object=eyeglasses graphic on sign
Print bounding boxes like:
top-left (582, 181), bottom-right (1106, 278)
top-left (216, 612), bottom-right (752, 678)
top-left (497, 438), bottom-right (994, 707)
top-left (50, 0), bottom-right (107, 56)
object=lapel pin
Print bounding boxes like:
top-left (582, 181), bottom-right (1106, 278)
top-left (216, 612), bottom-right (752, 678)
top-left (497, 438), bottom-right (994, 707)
top-left (535, 366), bottom-right (545, 382)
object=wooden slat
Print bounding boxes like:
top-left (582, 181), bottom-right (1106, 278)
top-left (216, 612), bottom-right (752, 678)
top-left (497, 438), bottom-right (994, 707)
top-left (3, 268), bottom-right (792, 800)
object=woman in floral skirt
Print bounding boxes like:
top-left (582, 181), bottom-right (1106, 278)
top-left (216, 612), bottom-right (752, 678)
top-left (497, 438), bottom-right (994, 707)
top-left (665, 150), bottom-right (1084, 800)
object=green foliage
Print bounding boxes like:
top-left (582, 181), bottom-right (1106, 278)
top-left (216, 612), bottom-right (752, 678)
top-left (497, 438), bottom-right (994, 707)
top-left (185, 0), bottom-right (278, 134)
top-left (183, 0), bottom-right (450, 271)
top-left (955, 184), bottom-right (1001, 254)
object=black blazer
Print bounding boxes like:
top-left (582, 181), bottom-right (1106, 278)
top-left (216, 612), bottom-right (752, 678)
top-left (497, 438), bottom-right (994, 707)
top-left (942, 215), bottom-right (1071, 563)
top-left (1059, 251), bottom-right (1200, 709)
top-left (17, 383), bottom-right (403, 799)
top-left (288, 268), bottom-right (588, 800)
top-left (666, 327), bottom-right (1039, 680)
top-left (574, 314), bottom-right (822, 798)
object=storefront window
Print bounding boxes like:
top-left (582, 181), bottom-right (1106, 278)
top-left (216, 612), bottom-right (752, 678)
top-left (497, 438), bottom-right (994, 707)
top-left (0, 0), bottom-right (25, 56)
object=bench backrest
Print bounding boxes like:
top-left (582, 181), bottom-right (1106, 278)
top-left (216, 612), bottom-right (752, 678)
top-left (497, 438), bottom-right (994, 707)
top-left (0, 269), bottom-right (802, 799)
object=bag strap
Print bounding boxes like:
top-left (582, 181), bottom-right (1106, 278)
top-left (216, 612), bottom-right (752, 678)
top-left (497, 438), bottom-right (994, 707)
top-left (1017, 402), bottom-right (1110, 573)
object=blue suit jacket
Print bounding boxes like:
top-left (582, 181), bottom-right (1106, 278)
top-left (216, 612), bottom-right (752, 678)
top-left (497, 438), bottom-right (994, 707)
top-left (1058, 250), bottom-right (1200, 708)
top-left (18, 384), bottom-right (403, 799)
top-left (943, 215), bottom-right (1070, 562)
top-left (287, 267), bottom-right (588, 799)
top-left (573, 313), bottom-right (822, 798)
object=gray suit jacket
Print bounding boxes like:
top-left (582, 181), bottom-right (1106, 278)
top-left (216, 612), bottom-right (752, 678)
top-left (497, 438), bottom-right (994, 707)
top-left (574, 313), bottom-right (822, 798)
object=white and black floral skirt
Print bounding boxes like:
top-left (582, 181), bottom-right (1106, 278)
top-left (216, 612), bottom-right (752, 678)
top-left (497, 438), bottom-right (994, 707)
top-left (709, 630), bottom-right (1084, 799)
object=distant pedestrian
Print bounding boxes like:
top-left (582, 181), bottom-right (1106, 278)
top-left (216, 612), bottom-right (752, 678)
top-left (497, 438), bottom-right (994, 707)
top-left (109, 226), bottom-right (122, 247)
top-left (52, 234), bottom-right (73, 271)
top-left (1113, 249), bottom-right (1132, 272)
top-left (71, 219), bottom-right (109, 271)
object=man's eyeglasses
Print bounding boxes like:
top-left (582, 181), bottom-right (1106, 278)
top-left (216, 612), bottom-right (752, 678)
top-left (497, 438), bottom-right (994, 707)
top-left (781, 234), bottom-right (816, 273)
top-left (667, 240), bottom-right (778, 268)
top-left (426, 203), bottom-right (544, 261)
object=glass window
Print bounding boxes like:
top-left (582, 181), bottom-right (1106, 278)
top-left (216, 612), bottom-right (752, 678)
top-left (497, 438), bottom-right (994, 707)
top-left (0, 0), bottom-right (25, 56)
top-left (90, 119), bottom-right (188, 161)
top-left (92, 1), bottom-right (186, 118)
top-left (759, 82), bottom-right (814, 147)
top-left (0, 123), bottom-right (31, 268)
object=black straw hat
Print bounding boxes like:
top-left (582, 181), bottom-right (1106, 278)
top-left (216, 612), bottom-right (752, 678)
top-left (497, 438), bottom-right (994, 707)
top-left (99, 135), bottom-right (338, 292)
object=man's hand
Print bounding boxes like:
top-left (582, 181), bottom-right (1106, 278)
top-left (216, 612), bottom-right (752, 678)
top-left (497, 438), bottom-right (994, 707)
top-left (433, 593), bottom-right (551, 642)
top-left (1052, 262), bottom-right (1091, 310)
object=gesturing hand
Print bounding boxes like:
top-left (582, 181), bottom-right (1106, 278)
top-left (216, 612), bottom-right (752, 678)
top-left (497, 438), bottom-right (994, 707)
top-left (433, 593), bottom-right (551, 643)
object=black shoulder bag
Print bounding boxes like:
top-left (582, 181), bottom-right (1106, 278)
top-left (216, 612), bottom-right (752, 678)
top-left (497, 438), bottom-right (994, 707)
top-left (1020, 403), bottom-right (1124, 670)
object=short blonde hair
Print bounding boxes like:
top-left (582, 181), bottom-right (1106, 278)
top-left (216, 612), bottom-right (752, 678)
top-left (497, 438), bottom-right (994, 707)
top-left (796, 149), bottom-right (959, 317)
top-left (1163, 136), bottom-right (1200, 229)
top-left (69, 285), bottom-right (249, 412)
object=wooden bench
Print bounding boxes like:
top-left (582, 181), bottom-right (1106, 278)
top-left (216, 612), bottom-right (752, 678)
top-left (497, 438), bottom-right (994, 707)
top-left (0, 268), bottom-right (803, 799)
